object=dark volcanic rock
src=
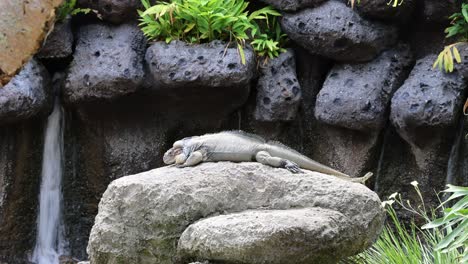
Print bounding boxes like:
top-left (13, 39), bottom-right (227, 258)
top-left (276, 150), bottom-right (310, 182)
top-left (78, 0), bottom-right (142, 24)
top-left (37, 16), bottom-right (73, 60)
top-left (0, 59), bottom-right (51, 124)
top-left (423, 0), bottom-right (458, 23)
top-left (355, 0), bottom-right (415, 22)
top-left (144, 41), bottom-right (254, 114)
top-left (315, 44), bottom-right (413, 131)
top-left (384, 54), bottom-right (466, 213)
top-left (259, 0), bottom-right (326, 11)
top-left (254, 49), bottom-right (302, 121)
top-left (454, 43), bottom-right (468, 80)
top-left (281, 1), bottom-right (398, 62)
top-left (390, 54), bottom-right (466, 147)
top-left (64, 23), bottom-right (146, 104)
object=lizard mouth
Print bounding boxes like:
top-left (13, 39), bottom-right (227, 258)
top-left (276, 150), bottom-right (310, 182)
top-left (163, 147), bottom-right (182, 164)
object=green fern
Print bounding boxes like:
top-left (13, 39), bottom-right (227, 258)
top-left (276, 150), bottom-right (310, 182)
top-left (138, 0), bottom-right (285, 64)
top-left (56, 0), bottom-right (92, 22)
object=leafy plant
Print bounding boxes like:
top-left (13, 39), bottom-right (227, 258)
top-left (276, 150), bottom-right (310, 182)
top-left (56, 0), bottom-right (93, 22)
top-left (422, 185), bottom-right (468, 263)
top-left (251, 17), bottom-right (287, 62)
top-left (433, 3), bottom-right (468, 73)
top-left (433, 43), bottom-right (463, 73)
top-left (138, 0), bottom-right (285, 64)
top-left (343, 182), bottom-right (466, 264)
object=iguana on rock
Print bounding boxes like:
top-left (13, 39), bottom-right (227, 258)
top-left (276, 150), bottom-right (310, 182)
top-left (163, 131), bottom-right (372, 184)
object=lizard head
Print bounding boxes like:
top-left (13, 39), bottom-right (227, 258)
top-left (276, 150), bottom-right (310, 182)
top-left (163, 147), bottom-right (185, 164)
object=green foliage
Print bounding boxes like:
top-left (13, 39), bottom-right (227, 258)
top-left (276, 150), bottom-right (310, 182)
top-left (434, 3), bottom-right (468, 73)
top-left (138, 0), bottom-right (285, 63)
top-left (250, 17), bottom-right (287, 62)
top-left (56, 0), bottom-right (92, 22)
top-left (343, 182), bottom-right (466, 264)
top-left (422, 185), bottom-right (468, 263)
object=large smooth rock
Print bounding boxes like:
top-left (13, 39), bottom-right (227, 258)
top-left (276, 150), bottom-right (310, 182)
top-left (63, 23), bottom-right (146, 104)
top-left (0, 59), bottom-right (51, 124)
top-left (281, 1), bottom-right (398, 62)
top-left (315, 44), bottom-right (413, 131)
top-left (254, 49), bottom-right (302, 121)
top-left (178, 208), bottom-right (358, 264)
top-left (260, 0), bottom-right (326, 11)
top-left (88, 162), bottom-right (384, 263)
top-left (144, 41), bottom-right (254, 114)
top-left (0, 0), bottom-right (62, 84)
top-left (390, 55), bottom-right (466, 148)
top-left (37, 16), bottom-right (74, 60)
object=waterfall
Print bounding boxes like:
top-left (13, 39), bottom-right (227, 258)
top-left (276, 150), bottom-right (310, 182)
top-left (31, 100), bottom-right (68, 264)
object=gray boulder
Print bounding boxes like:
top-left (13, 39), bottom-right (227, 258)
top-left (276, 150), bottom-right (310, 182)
top-left (315, 44), bottom-right (413, 131)
top-left (355, 0), bottom-right (415, 22)
top-left (0, 59), bottom-right (51, 124)
top-left (144, 41), bottom-right (254, 113)
top-left (255, 49), bottom-right (301, 121)
top-left (259, 0), bottom-right (326, 11)
top-left (454, 43), bottom-right (468, 80)
top-left (390, 55), bottom-right (466, 147)
top-left (88, 162), bottom-right (384, 264)
top-left (37, 16), bottom-right (73, 60)
top-left (178, 208), bottom-right (359, 264)
top-left (64, 23), bottom-right (146, 104)
top-left (281, 1), bottom-right (398, 62)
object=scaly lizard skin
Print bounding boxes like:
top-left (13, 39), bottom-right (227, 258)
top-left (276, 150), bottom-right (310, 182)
top-left (163, 131), bottom-right (372, 184)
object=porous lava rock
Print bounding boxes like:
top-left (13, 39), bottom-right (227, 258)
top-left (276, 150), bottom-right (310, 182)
top-left (259, 0), bottom-right (326, 11)
top-left (281, 1), bottom-right (398, 62)
top-left (355, 0), bottom-right (416, 22)
top-left (37, 16), bottom-right (74, 60)
top-left (63, 23), bottom-right (146, 104)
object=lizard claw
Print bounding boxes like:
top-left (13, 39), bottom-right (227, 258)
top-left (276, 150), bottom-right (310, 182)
top-left (285, 161), bottom-right (303, 174)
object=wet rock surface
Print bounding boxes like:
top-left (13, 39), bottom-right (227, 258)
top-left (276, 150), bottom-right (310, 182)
top-left (144, 41), bottom-right (254, 114)
top-left (260, 0), bottom-right (326, 11)
top-left (64, 23), bottom-right (146, 104)
top-left (37, 17), bottom-right (74, 60)
top-left (315, 45), bottom-right (413, 131)
top-left (254, 49), bottom-right (302, 121)
top-left (87, 162), bottom-right (384, 264)
top-left (0, 59), bottom-right (51, 124)
top-left (281, 1), bottom-right (398, 62)
top-left (0, 119), bottom-right (44, 263)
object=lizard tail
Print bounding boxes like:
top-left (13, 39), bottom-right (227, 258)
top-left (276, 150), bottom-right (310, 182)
top-left (349, 172), bottom-right (373, 184)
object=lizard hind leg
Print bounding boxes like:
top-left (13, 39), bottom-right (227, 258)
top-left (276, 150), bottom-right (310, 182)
top-left (255, 151), bottom-right (303, 173)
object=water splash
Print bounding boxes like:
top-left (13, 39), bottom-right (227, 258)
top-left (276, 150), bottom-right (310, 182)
top-left (31, 100), bottom-right (67, 264)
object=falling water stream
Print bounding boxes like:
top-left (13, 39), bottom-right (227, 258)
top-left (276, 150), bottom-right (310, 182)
top-left (31, 100), bottom-right (67, 264)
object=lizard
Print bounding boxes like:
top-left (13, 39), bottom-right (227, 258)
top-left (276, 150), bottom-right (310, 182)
top-left (163, 131), bottom-right (372, 184)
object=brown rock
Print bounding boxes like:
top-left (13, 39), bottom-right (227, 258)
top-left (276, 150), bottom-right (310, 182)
top-left (0, 0), bottom-right (63, 85)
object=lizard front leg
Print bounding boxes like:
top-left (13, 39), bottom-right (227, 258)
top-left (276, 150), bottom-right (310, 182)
top-left (177, 151), bottom-right (204, 168)
top-left (255, 151), bottom-right (303, 173)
